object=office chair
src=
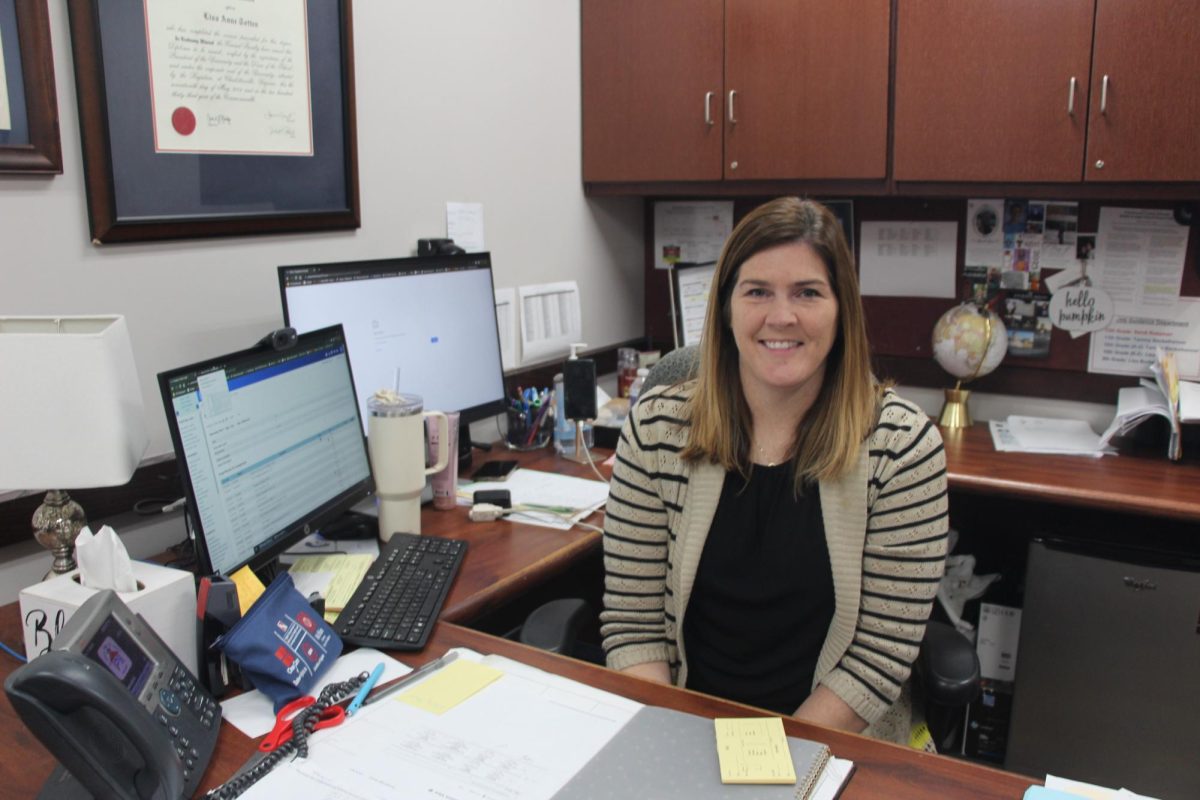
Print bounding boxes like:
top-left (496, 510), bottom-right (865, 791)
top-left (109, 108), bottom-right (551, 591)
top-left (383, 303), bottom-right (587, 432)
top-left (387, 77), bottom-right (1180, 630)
top-left (516, 345), bottom-right (980, 752)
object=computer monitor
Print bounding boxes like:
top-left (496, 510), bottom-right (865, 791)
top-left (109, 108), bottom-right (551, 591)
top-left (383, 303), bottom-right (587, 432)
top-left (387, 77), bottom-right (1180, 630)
top-left (277, 253), bottom-right (508, 451)
top-left (157, 325), bottom-right (374, 577)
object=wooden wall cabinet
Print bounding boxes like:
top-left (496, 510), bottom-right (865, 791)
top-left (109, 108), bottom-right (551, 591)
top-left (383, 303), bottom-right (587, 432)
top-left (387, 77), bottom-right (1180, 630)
top-left (582, 0), bottom-right (890, 184)
top-left (894, 0), bottom-right (1200, 184)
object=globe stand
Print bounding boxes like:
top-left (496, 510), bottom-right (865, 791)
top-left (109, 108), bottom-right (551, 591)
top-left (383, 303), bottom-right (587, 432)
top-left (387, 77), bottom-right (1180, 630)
top-left (938, 385), bottom-right (973, 429)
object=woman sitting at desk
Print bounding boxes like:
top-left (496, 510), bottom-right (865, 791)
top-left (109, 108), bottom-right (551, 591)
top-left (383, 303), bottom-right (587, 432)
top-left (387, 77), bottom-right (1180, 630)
top-left (601, 197), bottom-right (948, 742)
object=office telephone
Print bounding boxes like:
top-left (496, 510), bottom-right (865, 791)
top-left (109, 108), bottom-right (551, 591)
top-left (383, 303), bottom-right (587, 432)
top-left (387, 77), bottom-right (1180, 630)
top-left (4, 589), bottom-right (221, 799)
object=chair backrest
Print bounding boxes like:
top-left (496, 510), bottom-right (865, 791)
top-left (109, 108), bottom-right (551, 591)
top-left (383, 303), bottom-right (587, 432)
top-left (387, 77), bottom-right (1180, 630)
top-left (643, 345), bottom-right (699, 394)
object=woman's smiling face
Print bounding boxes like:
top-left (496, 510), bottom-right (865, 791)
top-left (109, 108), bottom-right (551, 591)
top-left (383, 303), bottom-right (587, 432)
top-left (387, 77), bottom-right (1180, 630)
top-left (729, 241), bottom-right (839, 405)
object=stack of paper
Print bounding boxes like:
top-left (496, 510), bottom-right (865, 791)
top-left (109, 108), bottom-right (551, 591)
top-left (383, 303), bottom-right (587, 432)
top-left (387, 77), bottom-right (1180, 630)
top-left (1098, 386), bottom-right (1174, 448)
top-left (1097, 349), bottom-right (1199, 460)
top-left (1024, 773), bottom-right (1162, 799)
top-left (989, 416), bottom-right (1113, 458)
top-left (459, 468), bottom-right (609, 530)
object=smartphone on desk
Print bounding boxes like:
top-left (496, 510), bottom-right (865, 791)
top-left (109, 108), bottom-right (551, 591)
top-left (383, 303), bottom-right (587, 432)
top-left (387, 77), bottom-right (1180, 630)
top-left (471, 459), bottom-right (518, 482)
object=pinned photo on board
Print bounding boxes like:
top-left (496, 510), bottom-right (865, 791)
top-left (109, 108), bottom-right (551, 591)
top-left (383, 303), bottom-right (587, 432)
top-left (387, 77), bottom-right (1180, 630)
top-left (1076, 234), bottom-right (1096, 261)
top-left (1003, 291), bottom-right (1052, 358)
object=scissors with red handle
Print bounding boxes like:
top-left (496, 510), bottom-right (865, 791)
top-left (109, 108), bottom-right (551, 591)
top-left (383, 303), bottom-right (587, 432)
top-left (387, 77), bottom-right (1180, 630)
top-left (259, 695), bottom-right (346, 752)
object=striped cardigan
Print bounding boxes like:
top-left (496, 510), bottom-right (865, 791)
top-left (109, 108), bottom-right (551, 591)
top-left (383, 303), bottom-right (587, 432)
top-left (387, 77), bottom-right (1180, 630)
top-left (600, 382), bottom-right (949, 742)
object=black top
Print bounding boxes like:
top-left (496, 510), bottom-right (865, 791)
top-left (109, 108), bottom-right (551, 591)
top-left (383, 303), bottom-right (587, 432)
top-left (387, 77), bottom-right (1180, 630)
top-left (683, 464), bottom-right (835, 715)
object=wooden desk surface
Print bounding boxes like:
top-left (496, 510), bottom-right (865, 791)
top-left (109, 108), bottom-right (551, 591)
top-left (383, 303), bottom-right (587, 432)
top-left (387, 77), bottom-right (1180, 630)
top-left (0, 609), bottom-right (1034, 800)
top-left (430, 447), bottom-right (605, 623)
top-left (943, 423), bottom-right (1200, 522)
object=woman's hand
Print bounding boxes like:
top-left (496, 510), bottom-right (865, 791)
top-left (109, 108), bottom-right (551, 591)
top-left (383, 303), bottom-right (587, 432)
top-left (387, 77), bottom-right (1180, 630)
top-left (793, 686), bottom-right (868, 733)
top-left (620, 661), bottom-right (672, 685)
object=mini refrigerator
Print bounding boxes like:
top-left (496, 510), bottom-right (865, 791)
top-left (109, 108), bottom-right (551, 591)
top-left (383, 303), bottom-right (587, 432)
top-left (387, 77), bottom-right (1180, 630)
top-left (1006, 538), bottom-right (1200, 799)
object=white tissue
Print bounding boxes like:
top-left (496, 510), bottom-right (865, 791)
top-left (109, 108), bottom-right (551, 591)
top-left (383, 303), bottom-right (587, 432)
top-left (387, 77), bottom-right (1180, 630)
top-left (75, 525), bottom-right (138, 592)
top-left (936, 554), bottom-right (1001, 637)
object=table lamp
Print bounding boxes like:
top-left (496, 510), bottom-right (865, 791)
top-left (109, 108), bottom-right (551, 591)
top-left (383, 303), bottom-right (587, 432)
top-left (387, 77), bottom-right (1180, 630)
top-left (0, 316), bottom-right (148, 576)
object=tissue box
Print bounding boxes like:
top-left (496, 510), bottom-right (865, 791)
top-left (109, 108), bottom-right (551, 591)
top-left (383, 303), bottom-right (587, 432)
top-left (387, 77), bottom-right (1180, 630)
top-left (19, 561), bottom-right (197, 676)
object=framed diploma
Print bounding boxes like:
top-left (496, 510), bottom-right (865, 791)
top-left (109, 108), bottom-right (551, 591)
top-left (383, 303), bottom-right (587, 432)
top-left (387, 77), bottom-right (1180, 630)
top-left (0, 0), bottom-right (63, 174)
top-left (67, 0), bottom-right (359, 243)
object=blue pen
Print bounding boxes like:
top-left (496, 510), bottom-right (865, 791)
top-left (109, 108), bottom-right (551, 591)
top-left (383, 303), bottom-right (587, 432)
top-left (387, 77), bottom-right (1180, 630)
top-left (346, 662), bottom-right (385, 716)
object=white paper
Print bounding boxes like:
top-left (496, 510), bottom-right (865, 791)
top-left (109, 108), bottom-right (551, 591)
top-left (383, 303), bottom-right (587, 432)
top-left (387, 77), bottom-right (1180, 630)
top-left (1180, 380), bottom-right (1200, 422)
top-left (494, 287), bottom-right (517, 370)
top-left (976, 603), bottom-right (1022, 682)
top-left (1044, 263), bottom-right (1084, 294)
top-left (239, 649), bottom-right (641, 800)
top-left (1039, 201), bottom-right (1081, 269)
top-left (1088, 298), bottom-right (1200, 379)
top-left (674, 263), bottom-right (717, 348)
top-left (143, 0), bottom-right (313, 155)
top-left (220, 648), bottom-right (412, 738)
top-left (1093, 207), bottom-right (1188, 310)
top-left (447, 201), bottom-right (486, 253)
top-left (1044, 775), bottom-right (1124, 800)
top-left (652, 201), bottom-right (733, 269)
top-left (1007, 416), bottom-right (1103, 455)
top-left (0, 23), bottom-right (11, 131)
top-left (811, 757), bottom-right (856, 800)
top-left (859, 221), bottom-right (957, 298)
top-left (518, 281), bottom-right (582, 363)
top-left (460, 468), bottom-right (608, 530)
top-left (965, 199), bottom-right (1004, 267)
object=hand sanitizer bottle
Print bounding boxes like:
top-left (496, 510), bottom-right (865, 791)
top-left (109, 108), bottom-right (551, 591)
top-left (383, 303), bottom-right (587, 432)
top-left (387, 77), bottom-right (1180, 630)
top-left (554, 344), bottom-right (594, 456)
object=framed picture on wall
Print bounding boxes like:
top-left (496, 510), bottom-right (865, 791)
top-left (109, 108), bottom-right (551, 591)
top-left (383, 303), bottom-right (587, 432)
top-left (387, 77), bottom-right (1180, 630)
top-left (66, 0), bottom-right (359, 243)
top-left (0, 0), bottom-right (63, 174)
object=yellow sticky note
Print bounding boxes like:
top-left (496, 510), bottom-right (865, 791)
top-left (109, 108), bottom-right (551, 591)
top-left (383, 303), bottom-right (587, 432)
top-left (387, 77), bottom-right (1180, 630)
top-left (396, 659), bottom-right (503, 715)
top-left (229, 566), bottom-right (266, 617)
top-left (714, 717), bottom-right (797, 785)
top-left (287, 554), bottom-right (375, 622)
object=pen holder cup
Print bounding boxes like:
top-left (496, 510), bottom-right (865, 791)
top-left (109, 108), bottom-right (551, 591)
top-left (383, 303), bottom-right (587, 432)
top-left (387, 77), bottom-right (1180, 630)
top-left (505, 406), bottom-right (552, 451)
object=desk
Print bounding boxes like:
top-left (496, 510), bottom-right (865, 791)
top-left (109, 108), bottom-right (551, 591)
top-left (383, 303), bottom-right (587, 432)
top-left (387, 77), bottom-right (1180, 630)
top-left (425, 447), bottom-right (605, 622)
top-left (0, 610), bottom-right (1033, 799)
top-left (0, 445), bottom-right (1041, 798)
top-left (942, 423), bottom-right (1200, 523)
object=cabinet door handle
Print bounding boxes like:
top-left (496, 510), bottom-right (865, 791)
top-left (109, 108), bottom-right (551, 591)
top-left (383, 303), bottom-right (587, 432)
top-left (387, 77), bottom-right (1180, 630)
top-left (704, 91), bottom-right (714, 126)
top-left (728, 90), bottom-right (737, 124)
top-left (1100, 74), bottom-right (1109, 115)
top-left (1067, 76), bottom-right (1076, 114)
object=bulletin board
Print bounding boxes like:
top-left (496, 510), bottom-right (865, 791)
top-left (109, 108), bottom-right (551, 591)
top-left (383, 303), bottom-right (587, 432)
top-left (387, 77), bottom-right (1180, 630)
top-left (643, 196), bottom-right (1200, 404)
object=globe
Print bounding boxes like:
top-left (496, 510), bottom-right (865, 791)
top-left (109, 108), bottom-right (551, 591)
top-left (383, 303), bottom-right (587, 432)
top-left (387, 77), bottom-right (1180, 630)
top-left (932, 303), bottom-right (1007, 383)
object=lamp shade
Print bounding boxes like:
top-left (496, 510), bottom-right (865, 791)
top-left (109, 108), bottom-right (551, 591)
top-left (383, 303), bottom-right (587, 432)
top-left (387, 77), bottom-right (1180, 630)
top-left (0, 316), bottom-right (148, 490)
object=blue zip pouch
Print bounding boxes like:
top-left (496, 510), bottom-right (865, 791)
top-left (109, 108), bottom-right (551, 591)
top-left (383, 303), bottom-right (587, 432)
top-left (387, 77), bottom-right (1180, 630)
top-left (215, 573), bottom-right (342, 712)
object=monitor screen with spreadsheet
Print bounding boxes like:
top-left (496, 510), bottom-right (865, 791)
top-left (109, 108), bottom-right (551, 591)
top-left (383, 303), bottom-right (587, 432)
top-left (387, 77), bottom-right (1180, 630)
top-left (157, 325), bottom-right (373, 577)
top-left (277, 253), bottom-right (508, 438)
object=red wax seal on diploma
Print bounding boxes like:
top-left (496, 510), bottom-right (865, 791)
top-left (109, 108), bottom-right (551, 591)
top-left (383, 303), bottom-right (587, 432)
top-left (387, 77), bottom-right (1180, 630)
top-left (171, 107), bottom-right (197, 136)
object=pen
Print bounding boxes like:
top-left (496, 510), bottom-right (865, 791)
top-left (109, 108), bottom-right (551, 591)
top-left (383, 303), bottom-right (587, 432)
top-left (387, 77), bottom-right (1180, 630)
top-left (346, 662), bottom-right (385, 716)
top-left (363, 651), bottom-right (459, 707)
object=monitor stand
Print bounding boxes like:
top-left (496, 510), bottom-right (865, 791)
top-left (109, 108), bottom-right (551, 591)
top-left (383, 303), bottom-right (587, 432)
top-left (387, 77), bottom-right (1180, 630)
top-left (320, 511), bottom-right (378, 540)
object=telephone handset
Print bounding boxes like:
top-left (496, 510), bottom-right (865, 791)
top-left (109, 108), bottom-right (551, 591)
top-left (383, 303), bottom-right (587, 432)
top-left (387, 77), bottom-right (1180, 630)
top-left (4, 589), bottom-right (222, 799)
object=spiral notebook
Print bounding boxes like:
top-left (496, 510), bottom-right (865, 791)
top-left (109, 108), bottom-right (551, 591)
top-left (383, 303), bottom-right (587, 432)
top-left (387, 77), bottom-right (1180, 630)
top-left (552, 705), bottom-right (854, 800)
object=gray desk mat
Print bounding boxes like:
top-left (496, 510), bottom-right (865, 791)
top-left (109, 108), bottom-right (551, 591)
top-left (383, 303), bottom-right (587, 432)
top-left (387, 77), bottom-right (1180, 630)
top-left (552, 705), bottom-right (831, 799)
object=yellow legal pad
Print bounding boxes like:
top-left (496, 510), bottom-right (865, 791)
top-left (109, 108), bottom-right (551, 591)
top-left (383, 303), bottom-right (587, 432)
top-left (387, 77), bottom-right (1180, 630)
top-left (714, 717), bottom-right (798, 785)
top-left (396, 659), bottom-right (504, 715)
top-left (229, 566), bottom-right (266, 617)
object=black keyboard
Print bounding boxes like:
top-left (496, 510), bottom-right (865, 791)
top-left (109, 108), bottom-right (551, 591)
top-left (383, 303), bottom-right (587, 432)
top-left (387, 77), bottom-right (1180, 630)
top-left (334, 532), bottom-right (467, 650)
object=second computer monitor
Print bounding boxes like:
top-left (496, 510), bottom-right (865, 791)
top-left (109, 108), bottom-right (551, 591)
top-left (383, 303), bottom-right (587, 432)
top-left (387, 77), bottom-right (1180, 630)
top-left (278, 254), bottom-right (507, 435)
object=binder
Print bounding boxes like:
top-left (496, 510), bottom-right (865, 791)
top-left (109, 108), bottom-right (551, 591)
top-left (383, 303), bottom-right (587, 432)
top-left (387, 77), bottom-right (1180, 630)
top-left (552, 705), bottom-right (850, 800)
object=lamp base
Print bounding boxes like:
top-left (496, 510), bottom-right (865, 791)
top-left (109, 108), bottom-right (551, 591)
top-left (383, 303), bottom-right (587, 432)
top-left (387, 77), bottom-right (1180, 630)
top-left (938, 388), bottom-right (973, 429)
top-left (32, 489), bottom-right (86, 577)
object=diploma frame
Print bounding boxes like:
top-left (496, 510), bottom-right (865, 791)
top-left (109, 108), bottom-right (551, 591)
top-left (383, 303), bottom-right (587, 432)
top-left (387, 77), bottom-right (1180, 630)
top-left (0, 0), bottom-right (63, 174)
top-left (66, 0), bottom-right (360, 243)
